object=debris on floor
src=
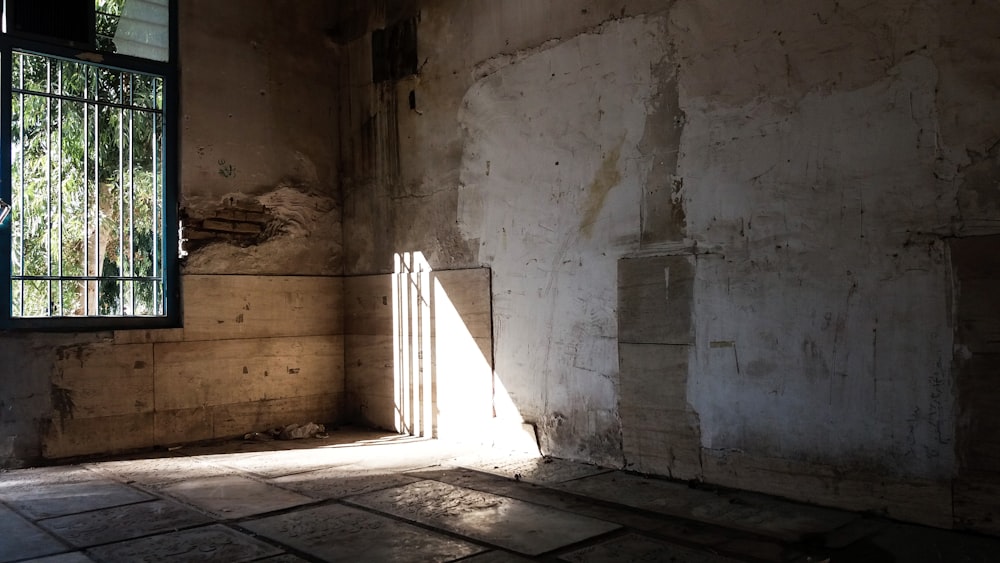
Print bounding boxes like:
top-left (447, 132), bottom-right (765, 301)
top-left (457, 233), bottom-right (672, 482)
top-left (244, 422), bottom-right (328, 442)
top-left (279, 422), bottom-right (326, 440)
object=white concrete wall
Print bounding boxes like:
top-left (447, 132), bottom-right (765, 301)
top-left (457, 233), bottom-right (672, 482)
top-left (683, 55), bottom-right (955, 477)
top-left (457, 16), bottom-right (669, 465)
top-left (337, 0), bottom-right (1000, 528)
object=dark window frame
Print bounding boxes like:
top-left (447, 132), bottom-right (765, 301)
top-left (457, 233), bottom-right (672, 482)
top-left (0, 0), bottom-right (179, 331)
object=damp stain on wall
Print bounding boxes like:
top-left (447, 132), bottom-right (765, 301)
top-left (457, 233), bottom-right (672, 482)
top-left (580, 139), bottom-right (623, 237)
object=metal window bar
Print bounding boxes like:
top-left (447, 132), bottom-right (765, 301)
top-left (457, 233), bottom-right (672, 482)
top-left (16, 53), bottom-right (24, 315)
top-left (117, 71), bottom-right (124, 315)
top-left (128, 73), bottom-right (134, 314)
top-left (151, 76), bottom-right (158, 313)
top-left (92, 64), bottom-right (100, 315)
top-left (57, 60), bottom-right (63, 315)
top-left (10, 50), bottom-right (166, 317)
top-left (45, 57), bottom-right (51, 315)
top-left (82, 60), bottom-right (90, 315)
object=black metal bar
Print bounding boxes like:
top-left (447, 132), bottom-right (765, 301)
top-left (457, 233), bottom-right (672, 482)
top-left (93, 64), bottom-right (100, 315)
top-left (151, 77), bottom-right (159, 313)
top-left (0, 35), bottom-right (172, 76)
top-left (14, 275), bottom-right (162, 281)
top-left (45, 56), bottom-right (52, 314)
top-left (12, 86), bottom-right (161, 113)
top-left (83, 59), bottom-right (90, 315)
top-left (162, 0), bottom-right (179, 323)
top-left (0, 45), bottom-right (13, 320)
top-left (117, 71), bottom-right (124, 315)
top-left (57, 60), bottom-right (63, 314)
top-left (16, 52), bottom-right (25, 316)
top-left (128, 74), bottom-right (135, 314)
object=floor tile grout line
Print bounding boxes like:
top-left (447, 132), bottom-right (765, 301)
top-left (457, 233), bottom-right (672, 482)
top-left (33, 497), bottom-right (161, 523)
top-left (411, 465), bottom-right (833, 553)
top-left (410, 467), bottom-right (641, 527)
top-left (46, 519), bottom-right (221, 553)
top-left (334, 494), bottom-right (523, 556)
top-left (0, 498), bottom-right (80, 561)
top-left (226, 521), bottom-right (332, 563)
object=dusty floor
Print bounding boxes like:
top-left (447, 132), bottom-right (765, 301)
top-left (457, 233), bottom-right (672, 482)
top-left (0, 428), bottom-right (998, 562)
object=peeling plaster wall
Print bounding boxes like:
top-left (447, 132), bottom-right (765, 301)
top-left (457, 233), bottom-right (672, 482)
top-left (181, 0), bottom-right (342, 275)
top-left (338, 0), bottom-right (1000, 529)
top-left (1, 1), bottom-right (346, 467)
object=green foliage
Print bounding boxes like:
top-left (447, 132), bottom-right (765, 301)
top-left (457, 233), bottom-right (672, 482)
top-left (95, 0), bottom-right (127, 52)
top-left (10, 50), bottom-right (164, 317)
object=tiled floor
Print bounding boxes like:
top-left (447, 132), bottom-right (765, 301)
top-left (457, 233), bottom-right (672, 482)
top-left (1, 428), bottom-right (999, 562)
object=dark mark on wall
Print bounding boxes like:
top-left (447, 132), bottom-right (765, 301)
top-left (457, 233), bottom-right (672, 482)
top-left (218, 159), bottom-right (236, 178)
top-left (51, 384), bottom-right (75, 427)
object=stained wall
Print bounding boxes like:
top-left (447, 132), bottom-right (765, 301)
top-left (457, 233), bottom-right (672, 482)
top-left (338, 0), bottom-right (1000, 531)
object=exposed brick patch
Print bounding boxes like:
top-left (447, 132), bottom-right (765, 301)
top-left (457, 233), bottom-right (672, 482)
top-left (182, 198), bottom-right (274, 251)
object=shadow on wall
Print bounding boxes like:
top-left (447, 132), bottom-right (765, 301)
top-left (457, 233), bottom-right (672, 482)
top-left (389, 252), bottom-right (532, 451)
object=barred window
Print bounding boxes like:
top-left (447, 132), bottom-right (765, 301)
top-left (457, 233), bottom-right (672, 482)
top-left (0, 0), bottom-right (177, 329)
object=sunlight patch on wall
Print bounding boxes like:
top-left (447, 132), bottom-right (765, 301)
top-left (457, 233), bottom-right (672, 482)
top-left (391, 252), bottom-right (494, 442)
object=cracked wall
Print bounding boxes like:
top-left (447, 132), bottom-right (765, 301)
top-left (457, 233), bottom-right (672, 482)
top-left (339, 0), bottom-right (1000, 531)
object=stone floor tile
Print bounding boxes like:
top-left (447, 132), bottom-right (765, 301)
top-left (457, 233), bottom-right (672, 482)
top-left (349, 480), bottom-right (621, 556)
top-left (835, 522), bottom-right (1000, 562)
top-left (86, 455), bottom-right (234, 487)
top-left (558, 533), bottom-right (742, 563)
top-left (694, 493), bottom-right (855, 543)
top-left (715, 537), bottom-right (812, 562)
top-left (0, 466), bottom-right (104, 489)
top-left (270, 468), bottom-right (421, 499)
top-left (242, 503), bottom-right (486, 563)
top-left (409, 467), bottom-right (670, 531)
top-left (159, 475), bottom-right (313, 519)
top-left (557, 472), bottom-right (854, 542)
top-left (254, 555), bottom-right (314, 563)
top-left (454, 550), bottom-right (536, 562)
top-left (462, 454), bottom-right (611, 485)
top-left (334, 439), bottom-right (472, 473)
top-left (814, 516), bottom-right (889, 548)
top-left (22, 553), bottom-right (94, 562)
top-left (207, 448), bottom-right (362, 479)
top-left (268, 426), bottom-right (400, 450)
top-left (647, 517), bottom-right (741, 547)
top-left (170, 440), bottom-right (286, 457)
top-left (0, 504), bottom-right (68, 562)
top-left (1, 480), bottom-right (153, 519)
top-left (38, 499), bottom-right (213, 547)
top-left (85, 524), bottom-right (282, 562)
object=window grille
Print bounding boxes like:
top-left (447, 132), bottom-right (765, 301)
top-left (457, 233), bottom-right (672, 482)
top-left (0, 0), bottom-right (177, 329)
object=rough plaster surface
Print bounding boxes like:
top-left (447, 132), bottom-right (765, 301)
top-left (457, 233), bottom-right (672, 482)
top-left (681, 54), bottom-right (955, 477)
top-left (4, 0), bottom-right (1000, 532)
top-left (457, 16), bottom-right (669, 464)
top-left (180, 0), bottom-right (342, 275)
top-left (1, 335), bottom-right (98, 468)
top-left (335, 0), bottom-right (1000, 526)
top-left (182, 186), bottom-right (342, 275)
